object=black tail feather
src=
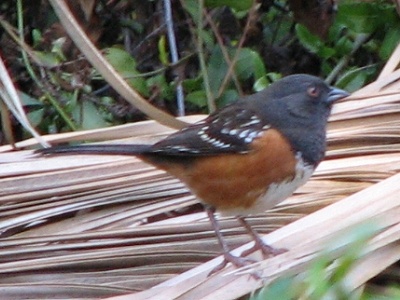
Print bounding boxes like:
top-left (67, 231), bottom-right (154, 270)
top-left (36, 144), bottom-right (152, 156)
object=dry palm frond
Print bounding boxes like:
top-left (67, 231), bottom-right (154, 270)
top-left (1, 47), bottom-right (400, 300)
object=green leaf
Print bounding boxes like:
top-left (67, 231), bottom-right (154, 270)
top-left (254, 73), bottom-right (282, 92)
top-left (296, 24), bottom-right (323, 54)
top-left (104, 47), bottom-right (149, 96)
top-left (181, 0), bottom-right (201, 25)
top-left (182, 76), bottom-right (203, 93)
top-left (21, 89), bottom-right (46, 128)
top-left (33, 51), bottom-right (62, 68)
top-left (235, 48), bottom-right (266, 81)
top-left (186, 90), bottom-right (208, 108)
top-left (32, 29), bottom-right (42, 48)
top-left (51, 37), bottom-right (67, 61)
top-left (253, 76), bottom-right (269, 92)
top-left (27, 109), bottom-right (45, 128)
top-left (335, 36), bottom-right (353, 57)
top-left (199, 29), bottom-right (215, 52)
top-left (251, 277), bottom-right (297, 300)
top-left (158, 35), bottom-right (169, 65)
top-left (336, 66), bottom-right (376, 92)
top-left (318, 46), bottom-right (336, 59)
top-left (304, 253), bottom-right (331, 299)
top-left (379, 27), bottom-right (400, 60)
top-left (71, 101), bottom-right (109, 130)
top-left (207, 46), bottom-right (268, 95)
top-left (337, 2), bottom-right (392, 34)
top-left (216, 89), bottom-right (238, 108)
top-left (19, 92), bottom-right (42, 106)
top-left (296, 24), bottom-right (335, 59)
top-left (207, 46), bottom-right (229, 95)
top-left (147, 74), bottom-right (174, 101)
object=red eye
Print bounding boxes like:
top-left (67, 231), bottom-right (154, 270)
top-left (307, 86), bottom-right (320, 98)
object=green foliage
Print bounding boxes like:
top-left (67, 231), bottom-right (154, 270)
top-left (186, 90), bottom-right (208, 108)
top-left (251, 277), bottom-right (298, 300)
top-left (205, 46), bottom-right (267, 108)
top-left (296, 24), bottom-right (336, 59)
top-left (235, 48), bottom-right (266, 82)
top-left (293, 0), bottom-right (400, 92)
top-left (19, 92), bottom-right (44, 129)
top-left (147, 74), bottom-right (175, 101)
top-left (338, 1), bottom-right (398, 34)
top-left (71, 100), bottom-right (109, 130)
top-left (336, 66), bottom-right (377, 93)
top-left (2, 0), bottom-right (399, 137)
top-left (251, 223), bottom-right (400, 300)
top-left (338, 1), bottom-right (400, 62)
top-left (104, 47), bottom-right (149, 97)
top-left (33, 36), bottom-right (68, 68)
top-left (379, 27), bottom-right (400, 60)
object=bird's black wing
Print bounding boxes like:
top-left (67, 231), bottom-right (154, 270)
top-left (149, 102), bottom-right (268, 156)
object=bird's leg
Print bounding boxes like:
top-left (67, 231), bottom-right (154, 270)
top-left (206, 207), bottom-right (254, 274)
top-left (237, 216), bottom-right (286, 258)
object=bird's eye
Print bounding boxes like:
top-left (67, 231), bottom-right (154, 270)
top-left (307, 86), bottom-right (320, 98)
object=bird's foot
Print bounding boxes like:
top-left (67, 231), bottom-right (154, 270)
top-left (237, 216), bottom-right (287, 258)
top-left (241, 240), bottom-right (287, 258)
top-left (209, 251), bottom-right (261, 279)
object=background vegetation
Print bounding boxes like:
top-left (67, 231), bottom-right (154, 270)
top-left (0, 0), bottom-right (399, 141)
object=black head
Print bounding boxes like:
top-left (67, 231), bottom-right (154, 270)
top-left (256, 74), bottom-right (347, 121)
top-left (250, 74), bottom-right (349, 165)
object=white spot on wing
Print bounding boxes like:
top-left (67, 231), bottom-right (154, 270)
top-left (239, 129), bottom-right (250, 139)
top-left (229, 129), bottom-right (238, 135)
top-left (162, 145), bottom-right (201, 153)
top-left (200, 133), bottom-right (210, 141)
top-left (221, 128), bottom-right (230, 134)
top-left (239, 117), bottom-right (261, 128)
top-left (199, 131), bottom-right (233, 149)
top-left (248, 131), bottom-right (260, 139)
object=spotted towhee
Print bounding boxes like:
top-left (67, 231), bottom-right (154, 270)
top-left (38, 74), bottom-right (349, 271)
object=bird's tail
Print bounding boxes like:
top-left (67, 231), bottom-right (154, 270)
top-left (36, 144), bottom-right (153, 156)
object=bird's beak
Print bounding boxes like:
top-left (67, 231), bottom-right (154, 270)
top-left (327, 87), bottom-right (350, 104)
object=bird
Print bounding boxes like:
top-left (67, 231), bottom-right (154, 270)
top-left (37, 74), bottom-right (349, 272)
